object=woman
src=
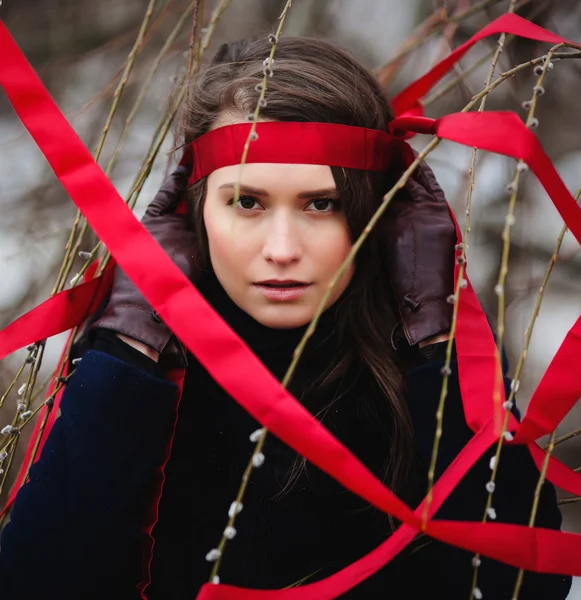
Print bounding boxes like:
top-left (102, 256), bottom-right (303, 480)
top-left (0, 36), bottom-right (572, 599)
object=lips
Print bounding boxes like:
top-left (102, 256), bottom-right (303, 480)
top-left (253, 280), bottom-right (312, 301)
top-left (255, 280), bottom-right (310, 287)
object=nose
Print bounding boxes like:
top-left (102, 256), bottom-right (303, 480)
top-left (261, 210), bottom-right (303, 266)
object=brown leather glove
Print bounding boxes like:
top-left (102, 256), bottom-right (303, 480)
top-left (90, 165), bottom-right (197, 367)
top-left (385, 159), bottom-right (457, 347)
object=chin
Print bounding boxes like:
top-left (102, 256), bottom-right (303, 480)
top-left (248, 306), bottom-right (315, 330)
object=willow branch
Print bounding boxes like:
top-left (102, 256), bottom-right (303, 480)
top-left (208, 1), bottom-right (295, 580)
top-left (187, 0), bottom-right (203, 80)
top-left (96, 88), bottom-right (187, 276)
top-left (94, 0), bottom-right (159, 163)
top-left (53, 0), bottom-right (160, 295)
top-left (91, 0), bottom-right (233, 277)
top-left (424, 44), bottom-right (499, 109)
top-left (558, 496), bottom-right (581, 506)
top-left (424, 0), bottom-right (518, 534)
top-left (469, 41), bottom-right (566, 596)
top-left (511, 430), bottom-right (557, 599)
top-left (0, 349), bottom-right (34, 412)
top-left (552, 425), bottom-right (581, 447)
top-left (107, 0), bottom-right (199, 178)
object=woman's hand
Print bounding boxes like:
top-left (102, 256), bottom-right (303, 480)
top-left (385, 157), bottom-right (457, 348)
top-left (90, 165), bottom-right (198, 368)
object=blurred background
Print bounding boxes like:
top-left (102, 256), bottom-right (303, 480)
top-left (1, 0), bottom-right (580, 595)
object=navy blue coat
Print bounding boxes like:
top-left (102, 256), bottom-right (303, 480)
top-left (0, 343), bottom-right (572, 599)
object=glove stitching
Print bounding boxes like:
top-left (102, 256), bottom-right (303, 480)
top-left (100, 305), bottom-right (154, 314)
top-left (411, 219), bottom-right (418, 302)
top-left (401, 298), bottom-right (442, 311)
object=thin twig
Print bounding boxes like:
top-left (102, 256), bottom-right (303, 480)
top-left (552, 423), bottom-right (581, 447)
top-left (12, 336), bottom-right (75, 499)
top-left (195, 0), bottom-right (205, 74)
top-left (469, 41), bottom-right (565, 597)
top-left (0, 364), bottom-right (73, 464)
top-left (54, 0), bottom-right (159, 294)
top-left (96, 87), bottom-right (187, 276)
top-left (0, 349), bottom-right (34, 412)
top-left (511, 430), bottom-right (557, 598)
top-left (107, 0), bottom-right (199, 178)
top-left (424, 0), bottom-right (518, 533)
top-left (558, 496), bottom-right (581, 506)
top-left (431, 0), bottom-right (477, 102)
top-left (208, 1), bottom-right (295, 580)
top-left (187, 0), bottom-right (203, 80)
top-left (92, 0), bottom-right (233, 277)
top-left (95, 0), bottom-right (159, 162)
top-left (424, 45), bottom-right (499, 109)
top-left (59, 0), bottom-right (158, 281)
top-left (0, 439), bottom-right (18, 500)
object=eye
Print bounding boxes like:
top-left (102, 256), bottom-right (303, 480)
top-left (239, 195), bottom-right (258, 210)
top-left (228, 195), bottom-right (262, 211)
top-left (307, 198), bottom-right (340, 213)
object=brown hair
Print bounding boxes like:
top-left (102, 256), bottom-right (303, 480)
top-left (180, 36), bottom-right (416, 504)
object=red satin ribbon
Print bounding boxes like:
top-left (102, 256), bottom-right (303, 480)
top-left (528, 443), bottom-right (581, 496)
top-left (392, 13), bottom-right (578, 117)
top-left (0, 264), bottom-right (114, 358)
top-left (514, 315), bottom-right (581, 444)
top-left (186, 122), bottom-right (413, 186)
top-left (400, 111), bottom-right (581, 500)
top-left (0, 260), bottom-right (108, 516)
top-left (1, 12), bottom-right (581, 598)
top-left (391, 111), bottom-right (581, 421)
top-left (196, 420), bottom-right (498, 600)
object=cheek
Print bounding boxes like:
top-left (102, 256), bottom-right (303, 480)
top-left (203, 205), bottom-right (255, 275)
top-left (311, 223), bottom-right (353, 277)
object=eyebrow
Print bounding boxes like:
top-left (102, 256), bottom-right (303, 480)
top-left (218, 183), bottom-right (338, 199)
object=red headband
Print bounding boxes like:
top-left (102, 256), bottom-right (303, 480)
top-left (182, 121), bottom-right (416, 186)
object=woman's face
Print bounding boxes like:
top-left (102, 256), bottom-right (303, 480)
top-left (203, 161), bottom-right (355, 329)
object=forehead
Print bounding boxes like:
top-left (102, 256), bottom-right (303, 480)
top-left (207, 162), bottom-right (335, 193)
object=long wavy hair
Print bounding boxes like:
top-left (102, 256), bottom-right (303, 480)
top-left (179, 36), bottom-right (417, 504)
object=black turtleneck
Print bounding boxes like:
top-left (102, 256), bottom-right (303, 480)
top-left (147, 273), bottom-right (406, 597)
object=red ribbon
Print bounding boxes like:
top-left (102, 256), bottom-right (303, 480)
top-left (0, 260), bottom-right (109, 516)
top-left (515, 315), bottom-right (581, 443)
top-left (0, 264), bottom-right (114, 358)
top-left (528, 443), bottom-right (581, 496)
top-left (404, 111), bottom-right (581, 500)
top-left (392, 13), bottom-right (578, 117)
top-left (1, 11), bottom-right (581, 598)
top-left (186, 122), bottom-right (413, 186)
top-left (196, 420), bottom-right (498, 600)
